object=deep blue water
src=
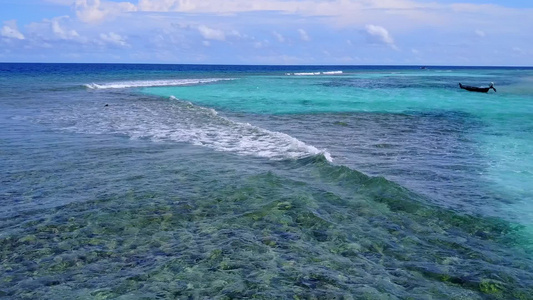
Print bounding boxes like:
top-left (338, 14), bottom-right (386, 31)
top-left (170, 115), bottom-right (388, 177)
top-left (1, 63), bottom-right (533, 299)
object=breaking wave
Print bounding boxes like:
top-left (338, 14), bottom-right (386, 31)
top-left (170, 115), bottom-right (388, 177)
top-left (39, 95), bottom-right (332, 162)
top-left (84, 78), bottom-right (234, 89)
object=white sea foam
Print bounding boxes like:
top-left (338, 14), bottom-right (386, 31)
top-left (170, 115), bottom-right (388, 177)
top-left (322, 71), bottom-right (343, 75)
top-left (294, 72), bottom-right (322, 76)
top-left (286, 71), bottom-right (343, 76)
top-left (166, 96), bottom-right (332, 161)
top-left (84, 78), bottom-right (233, 89)
top-left (43, 95), bottom-right (332, 162)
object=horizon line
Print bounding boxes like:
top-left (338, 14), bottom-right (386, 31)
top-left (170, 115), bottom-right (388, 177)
top-left (1, 62), bottom-right (532, 68)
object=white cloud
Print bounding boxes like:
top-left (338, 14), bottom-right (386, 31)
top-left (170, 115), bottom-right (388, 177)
top-left (5, 0), bottom-right (533, 65)
top-left (100, 32), bottom-right (128, 46)
top-left (273, 31), bottom-right (285, 43)
top-left (27, 17), bottom-right (84, 42)
top-left (45, 0), bottom-right (533, 35)
top-left (137, 0), bottom-right (297, 13)
top-left (51, 18), bottom-right (80, 40)
top-left (298, 29), bottom-right (310, 41)
top-left (76, 0), bottom-right (107, 23)
top-left (130, 0), bottom-right (447, 30)
top-left (364, 24), bottom-right (397, 49)
top-left (198, 25), bottom-right (226, 41)
top-left (1, 20), bottom-right (25, 40)
top-left (75, 0), bottom-right (137, 23)
top-left (229, 30), bottom-right (242, 38)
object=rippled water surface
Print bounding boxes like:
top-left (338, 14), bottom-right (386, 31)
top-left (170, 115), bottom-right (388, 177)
top-left (1, 63), bottom-right (533, 299)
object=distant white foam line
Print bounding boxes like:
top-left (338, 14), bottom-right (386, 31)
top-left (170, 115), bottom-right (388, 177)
top-left (285, 71), bottom-right (343, 76)
top-left (292, 72), bottom-right (322, 76)
top-left (322, 71), bottom-right (343, 75)
top-left (84, 78), bottom-right (233, 89)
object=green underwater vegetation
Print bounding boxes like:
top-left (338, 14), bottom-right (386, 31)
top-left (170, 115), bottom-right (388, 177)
top-left (2, 155), bottom-right (532, 299)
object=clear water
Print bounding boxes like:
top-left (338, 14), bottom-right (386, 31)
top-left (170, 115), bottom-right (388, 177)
top-left (1, 63), bottom-right (533, 299)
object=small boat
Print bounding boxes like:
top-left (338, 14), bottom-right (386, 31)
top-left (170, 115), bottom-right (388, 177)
top-left (459, 82), bottom-right (496, 93)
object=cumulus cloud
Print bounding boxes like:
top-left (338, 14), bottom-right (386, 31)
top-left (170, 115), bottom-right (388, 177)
top-left (229, 30), bottom-right (242, 38)
top-left (133, 0), bottom-right (433, 25)
top-left (51, 18), bottom-right (80, 40)
top-left (100, 32), bottom-right (128, 46)
top-left (1, 20), bottom-right (25, 40)
top-left (364, 24), bottom-right (397, 49)
top-left (46, 0), bottom-right (533, 35)
top-left (6, 0), bottom-right (533, 65)
top-left (298, 29), bottom-right (310, 41)
top-left (44, 0), bottom-right (533, 32)
top-left (198, 25), bottom-right (226, 41)
top-left (137, 0), bottom-right (295, 13)
top-left (75, 0), bottom-right (137, 23)
top-left (76, 0), bottom-right (107, 22)
top-left (273, 31), bottom-right (285, 43)
top-left (27, 17), bottom-right (84, 42)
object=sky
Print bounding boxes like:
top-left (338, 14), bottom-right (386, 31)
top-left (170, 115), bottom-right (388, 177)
top-left (0, 0), bottom-right (532, 65)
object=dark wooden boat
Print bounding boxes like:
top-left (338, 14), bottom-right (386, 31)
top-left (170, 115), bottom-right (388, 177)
top-left (459, 82), bottom-right (496, 93)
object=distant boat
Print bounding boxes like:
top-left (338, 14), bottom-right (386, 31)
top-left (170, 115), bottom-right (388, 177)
top-left (459, 82), bottom-right (496, 93)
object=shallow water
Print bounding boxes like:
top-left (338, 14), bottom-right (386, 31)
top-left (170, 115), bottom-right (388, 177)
top-left (1, 63), bottom-right (533, 299)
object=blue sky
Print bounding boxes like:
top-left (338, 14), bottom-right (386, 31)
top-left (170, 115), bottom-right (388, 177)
top-left (1, 0), bottom-right (532, 65)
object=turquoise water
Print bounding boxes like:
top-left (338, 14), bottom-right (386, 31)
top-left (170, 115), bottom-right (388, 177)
top-left (1, 64), bottom-right (533, 299)
top-left (144, 68), bottom-right (533, 225)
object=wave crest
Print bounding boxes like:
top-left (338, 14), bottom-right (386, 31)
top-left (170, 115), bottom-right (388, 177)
top-left (84, 78), bottom-right (233, 89)
top-left (165, 96), bottom-right (333, 162)
top-left (43, 95), bottom-right (332, 162)
top-left (285, 71), bottom-right (343, 76)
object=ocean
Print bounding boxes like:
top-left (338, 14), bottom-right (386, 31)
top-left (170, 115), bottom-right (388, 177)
top-left (1, 63), bottom-right (532, 299)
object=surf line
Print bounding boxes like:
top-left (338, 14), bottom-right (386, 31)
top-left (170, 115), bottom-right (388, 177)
top-left (84, 78), bottom-right (234, 89)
